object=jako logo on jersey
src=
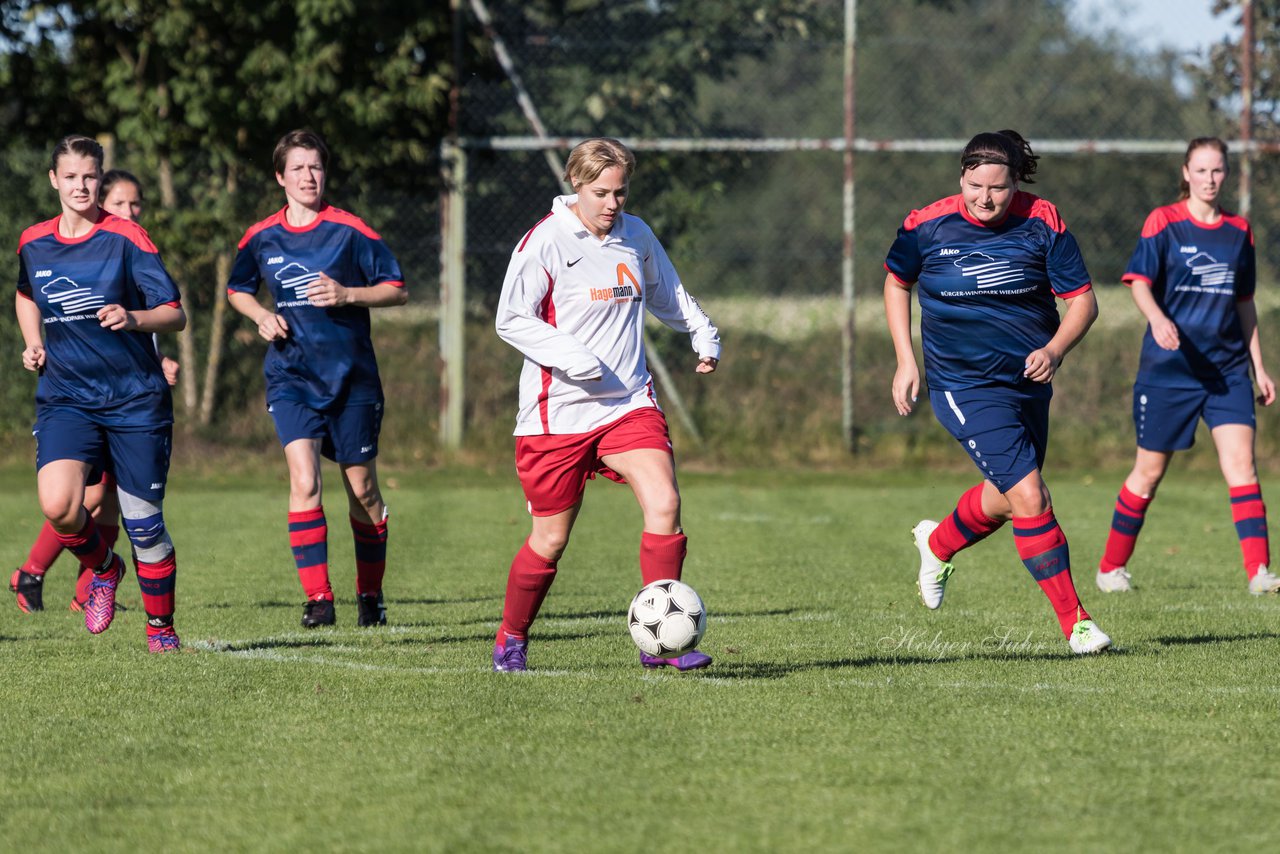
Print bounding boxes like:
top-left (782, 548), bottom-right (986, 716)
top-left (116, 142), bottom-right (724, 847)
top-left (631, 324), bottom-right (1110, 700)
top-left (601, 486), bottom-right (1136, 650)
top-left (41, 276), bottom-right (106, 314)
top-left (938, 248), bottom-right (960, 256)
top-left (590, 263), bottom-right (643, 304)
top-left (274, 261), bottom-right (320, 298)
top-left (150, 482), bottom-right (164, 490)
top-left (34, 269), bottom-right (52, 278)
top-left (1179, 245), bottom-right (1198, 254)
top-left (955, 251), bottom-right (1024, 289)
top-left (267, 256), bottom-right (284, 265)
top-left (1185, 251), bottom-right (1234, 286)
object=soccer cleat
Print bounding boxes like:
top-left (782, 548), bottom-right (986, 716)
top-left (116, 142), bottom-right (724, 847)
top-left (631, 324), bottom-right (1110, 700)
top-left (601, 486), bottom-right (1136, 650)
top-left (1248, 565), bottom-right (1280, 595)
top-left (640, 649), bottom-right (712, 671)
top-left (492, 634), bottom-right (528, 672)
top-left (146, 624), bottom-right (181, 653)
top-left (300, 598), bottom-right (336, 628)
top-left (10, 569), bottom-right (45, 613)
top-left (1096, 566), bottom-right (1133, 593)
top-left (84, 554), bottom-right (124, 634)
top-left (1069, 619), bottom-right (1112, 655)
top-left (356, 591), bottom-right (387, 627)
top-left (912, 520), bottom-right (955, 610)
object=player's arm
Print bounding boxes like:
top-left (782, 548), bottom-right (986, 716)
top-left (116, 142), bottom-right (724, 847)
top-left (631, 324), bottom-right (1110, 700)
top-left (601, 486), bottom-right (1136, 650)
top-left (307, 274), bottom-right (408, 309)
top-left (228, 290), bottom-right (289, 342)
top-left (641, 239), bottom-right (720, 373)
top-left (1127, 278), bottom-right (1179, 350)
top-left (1024, 288), bottom-right (1097, 383)
top-left (1238, 298), bottom-right (1275, 405)
top-left (97, 302), bottom-right (186, 334)
top-left (15, 292), bottom-right (45, 372)
top-left (495, 252), bottom-right (602, 381)
top-left (884, 271), bottom-right (918, 415)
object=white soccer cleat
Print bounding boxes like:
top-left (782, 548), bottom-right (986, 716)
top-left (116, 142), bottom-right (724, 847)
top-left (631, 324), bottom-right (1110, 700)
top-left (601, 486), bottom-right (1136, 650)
top-left (912, 520), bottom-right (954, 610)
top-left (1069, 619), bottom-right (1112, 655)
top-left (1096, 566), bottom-right (1133, 593)
top-left (1248, 565), bottom-right (1280, 595)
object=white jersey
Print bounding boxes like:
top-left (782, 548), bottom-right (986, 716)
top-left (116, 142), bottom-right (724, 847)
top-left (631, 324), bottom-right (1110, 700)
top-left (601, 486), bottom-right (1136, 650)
top-left (496, 195), bottom-right (721, 436)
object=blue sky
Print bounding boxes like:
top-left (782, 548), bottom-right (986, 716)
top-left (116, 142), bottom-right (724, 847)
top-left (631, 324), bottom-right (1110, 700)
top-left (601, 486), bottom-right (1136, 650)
top-left (1069, 0), bottom-right (1240, 54)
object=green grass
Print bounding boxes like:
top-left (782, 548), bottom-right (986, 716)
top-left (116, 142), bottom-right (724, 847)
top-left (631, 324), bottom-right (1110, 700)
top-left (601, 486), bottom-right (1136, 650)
top-left (2, 466), bottom-right (1279, 852)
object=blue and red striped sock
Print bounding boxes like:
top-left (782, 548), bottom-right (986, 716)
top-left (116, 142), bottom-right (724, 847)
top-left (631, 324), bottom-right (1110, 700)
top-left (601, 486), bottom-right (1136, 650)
top-left (1229, 484), bottom-right (1269, 579)
top-left (1013, 509), bottom-right (1087, 637)
top-left (1100, 484), bottom-right (1152, 572)
top-left (351, 514), bottom-right (389, 596)
top-left (288, 507), bottom-right (332, 601)
top-left (929, 483), bottom-right (1005, 562)
top-left (53, 514), bottom-right (113, 574)
top-left (136, 553), bottom-right (177, 619)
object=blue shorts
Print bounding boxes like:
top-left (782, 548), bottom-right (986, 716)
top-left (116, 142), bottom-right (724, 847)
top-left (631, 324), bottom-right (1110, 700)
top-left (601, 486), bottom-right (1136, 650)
top-left (1134, 378), bottom-right (1255, 452)
top-left (268, 399), bottom-right (383, 464)
top-left (929, 387), bottom-right (1050, 493)
top-left (34, 406), bottom-right (171, 501)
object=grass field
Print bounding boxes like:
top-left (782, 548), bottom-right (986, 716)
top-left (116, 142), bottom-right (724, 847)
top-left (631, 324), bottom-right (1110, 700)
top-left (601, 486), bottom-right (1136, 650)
top-left (2, 466), bottom-right (1279, 852)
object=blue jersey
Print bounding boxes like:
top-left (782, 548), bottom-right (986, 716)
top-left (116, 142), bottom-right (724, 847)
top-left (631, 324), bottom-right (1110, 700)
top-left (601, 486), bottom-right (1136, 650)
top-left (226, 204), bottom-right (405, 410)
top-left (1124, 202), bottom-right (1255, 389)
top-left (884, 192), bottom-right (1092, 397)
top-left (16, 213), bottom-right (180, 427)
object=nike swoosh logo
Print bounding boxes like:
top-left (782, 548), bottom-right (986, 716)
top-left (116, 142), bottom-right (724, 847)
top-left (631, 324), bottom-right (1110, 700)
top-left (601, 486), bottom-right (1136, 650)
top-left (567, 258), bottom-right (583, 267)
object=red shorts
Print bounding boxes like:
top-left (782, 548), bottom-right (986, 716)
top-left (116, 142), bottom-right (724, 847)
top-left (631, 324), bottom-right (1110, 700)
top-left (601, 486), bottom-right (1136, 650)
top-left (515, 407), bottom-right (673, 516)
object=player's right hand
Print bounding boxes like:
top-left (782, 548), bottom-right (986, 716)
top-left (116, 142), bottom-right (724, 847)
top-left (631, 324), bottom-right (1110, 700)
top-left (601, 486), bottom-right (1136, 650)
top-left (256, 313), bottom-right (290, 342)
top-left (22, 344), bottom-right (45, 373)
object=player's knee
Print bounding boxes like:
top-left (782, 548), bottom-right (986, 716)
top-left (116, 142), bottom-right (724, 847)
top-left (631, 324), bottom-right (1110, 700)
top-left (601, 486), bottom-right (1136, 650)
top-left (40, 497), bottom-right (81, 531)
top-left (531, 530), bottom-right (570, 560)
top-left (122, 512), bottom-right (174, 562)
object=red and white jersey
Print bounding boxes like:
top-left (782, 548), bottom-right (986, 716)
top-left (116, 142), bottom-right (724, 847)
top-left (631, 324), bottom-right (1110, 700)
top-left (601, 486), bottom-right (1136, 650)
top-left (496, 195), bottom-right (721, 436)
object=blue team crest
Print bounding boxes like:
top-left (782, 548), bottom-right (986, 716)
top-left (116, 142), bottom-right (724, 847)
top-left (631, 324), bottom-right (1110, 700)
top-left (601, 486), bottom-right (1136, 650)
top-left (274, 262), bottom-right (320, 299)
top-left (955, 252), bottom-right (1024, 289)
top-left (42, 276), bottom-right (105, 314)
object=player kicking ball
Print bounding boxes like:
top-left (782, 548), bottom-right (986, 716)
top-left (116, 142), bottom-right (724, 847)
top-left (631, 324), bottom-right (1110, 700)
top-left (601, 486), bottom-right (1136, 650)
top-left (491, 138), bottom-right (721, 672)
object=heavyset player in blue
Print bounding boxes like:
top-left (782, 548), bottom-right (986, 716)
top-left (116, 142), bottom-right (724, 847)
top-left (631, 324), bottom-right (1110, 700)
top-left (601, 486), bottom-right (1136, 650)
top-left (884, 130), bottom-right (1111, 654)
top-left (15, 135), bottom-right (186, 653)
top-left (1097, 137), bottom-right (1278, 594)
top-left (228, 129), bottom-right (408, 629)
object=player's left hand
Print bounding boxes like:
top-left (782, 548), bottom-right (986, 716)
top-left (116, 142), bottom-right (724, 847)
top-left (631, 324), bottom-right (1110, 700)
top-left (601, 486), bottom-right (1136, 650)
top-left (1256, 370), bottom-right (1276, 406)
top-left (696, 356), bottom-right (718, 374)
top-left (1023, 347), bottom-right (1061, 383)
top-left (161, 356), bottom-right (181, 387)
top-left (307, 272), bottom-right (351, 308)
top-left (97, 304), bottom-right (135, 332)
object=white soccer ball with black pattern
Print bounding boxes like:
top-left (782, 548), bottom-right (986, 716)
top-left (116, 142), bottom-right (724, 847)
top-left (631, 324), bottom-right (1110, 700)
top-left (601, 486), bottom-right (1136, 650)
top-left (627, 579), bottom-right (706, 657)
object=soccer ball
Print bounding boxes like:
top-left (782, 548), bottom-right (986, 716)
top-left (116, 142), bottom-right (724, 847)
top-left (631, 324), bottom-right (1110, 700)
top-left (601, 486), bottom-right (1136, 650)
top-left (627, 579), bottom-right (706, 657)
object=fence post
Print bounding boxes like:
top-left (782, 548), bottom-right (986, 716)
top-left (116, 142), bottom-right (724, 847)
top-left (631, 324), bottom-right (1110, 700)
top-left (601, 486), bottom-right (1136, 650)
top-left (439, 139), bottom-right (467, 450)
top-left (842, 0), bottom-right (858, 454)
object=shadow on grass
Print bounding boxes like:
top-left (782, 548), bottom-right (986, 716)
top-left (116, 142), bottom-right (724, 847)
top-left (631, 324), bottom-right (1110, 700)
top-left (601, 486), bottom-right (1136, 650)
top-left (1155, 630), bottom-right (1280, 646)
top-left (708, 648), bottom-right (1098, 679)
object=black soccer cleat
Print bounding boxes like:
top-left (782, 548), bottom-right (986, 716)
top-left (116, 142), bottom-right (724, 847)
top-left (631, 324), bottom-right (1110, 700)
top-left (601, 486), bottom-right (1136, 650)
top-left (300, 598), bottom-right (336, 628)
top-left (10, 569), bottom-right (45, 613)
top-left (356, 591), bottom-right (386, 627)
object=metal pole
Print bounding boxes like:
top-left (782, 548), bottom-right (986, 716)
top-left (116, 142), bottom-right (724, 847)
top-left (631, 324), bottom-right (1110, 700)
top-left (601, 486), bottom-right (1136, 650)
top-left (439, 0), bottom-right (466, 449)
top-left (842, 0), bottom-right (857, 454)
top-left (1240, 0), bottom-right (1254, 218)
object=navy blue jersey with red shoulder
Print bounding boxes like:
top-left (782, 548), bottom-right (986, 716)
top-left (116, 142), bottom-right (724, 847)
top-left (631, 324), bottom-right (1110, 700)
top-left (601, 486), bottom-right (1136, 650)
top-left (1123, 202), bottom-right (1254, 389)
top-left (16, 212), bottom-right (180, 426)
top-left (226, 204), bottom-right (405, 410)
top-left (884, 191), bottom-right (1092, 396)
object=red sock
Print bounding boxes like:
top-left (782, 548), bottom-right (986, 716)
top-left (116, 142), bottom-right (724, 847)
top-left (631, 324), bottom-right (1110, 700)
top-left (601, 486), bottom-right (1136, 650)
top-left (53, 515), bottom-right (112, 573)
top-left (929, 484), bottom-right (1005, 562)
top-left (1013, 509), bottom-right (1088, 637)
top-left (288, 507), bottom-right (332, 601)
top-left (498, 540), bottom-right (558, 642)
top-left (98, 522), bottom-right (120, 550)
top-left (1230, 484), bottom-right (1270, 578)
top-left (136, 552), bottom-right (177, 618)
top-left (1100, 484), bottom-right (1153, 572)
top-left (22, 521), bottom-right (65, 575)
top-left (639, 531), bottom-right (687, 585)
top-left (351, 514), bottom-right (389, 595)
top-left (74, 566), bottom-right (92, 606)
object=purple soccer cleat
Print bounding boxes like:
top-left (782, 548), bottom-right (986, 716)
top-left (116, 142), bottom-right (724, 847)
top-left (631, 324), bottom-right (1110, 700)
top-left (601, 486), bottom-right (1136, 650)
top-left (640, 649), bottom-right (713, 671)
top-left (492, 634), bottom-right (528, 672)
top-left (147, 624), bottom-right (181, 653)
top-left (84, 554), bottom-right (124, 635)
